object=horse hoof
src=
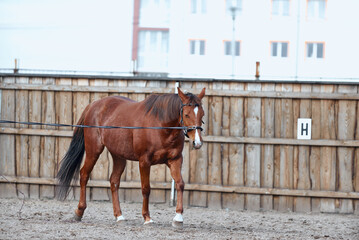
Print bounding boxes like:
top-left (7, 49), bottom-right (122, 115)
top-left (116, 215), bottom-right (125, 222)
top-left (172, 220), bottom-right (183, 228)
top-left (74, 211), bottom-right (82, 222)
top-left (144, 219), bottom-right (154, 225)
top-left (172, 213), bottom-right (183, 228)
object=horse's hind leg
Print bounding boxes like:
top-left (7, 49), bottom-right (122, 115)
top-left (75, 145), bottom-right (104, 221)
top-left (139, 160), bottom-right (153, 224)
top-left (109, 154), bottom-right (126, 222)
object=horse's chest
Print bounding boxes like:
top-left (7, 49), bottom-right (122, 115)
top-left (152, 147), bottom-right (182, 164)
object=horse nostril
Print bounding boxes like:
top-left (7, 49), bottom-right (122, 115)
top-left (192, 140), bottom-right (202, 149)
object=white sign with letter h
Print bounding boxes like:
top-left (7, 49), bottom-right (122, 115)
top-left (297, 118), bottom-right (312, 140)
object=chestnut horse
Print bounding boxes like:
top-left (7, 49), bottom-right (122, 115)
top-left (56, 88), bottom-right (205, 226)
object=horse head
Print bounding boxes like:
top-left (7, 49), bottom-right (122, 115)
top-left (177, 87), bottom-right (206, 149)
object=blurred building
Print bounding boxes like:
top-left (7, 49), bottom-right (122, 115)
top-left (1, 0), bottom-right (358, 80)
top-left (132, 0), bottom-right (359, 80)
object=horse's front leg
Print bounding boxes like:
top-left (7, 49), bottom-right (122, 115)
top-left (139, 161), bottom-right (153, 224)
top-left (167, 156), bottom-right (185, 227)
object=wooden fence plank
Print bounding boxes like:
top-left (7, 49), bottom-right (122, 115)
top-left (28, 77), bottom-right (42, 199)
top-left (208, 82), bottom-right (223, 209)
top-left (222, 82), bottom-right (245, 210)
top-left (40, 78), bottom-right (56, 199)
top-left (337, 85), bottom-right (357, 213)
top-left (273, 83), bottom-right (282, 210)
top-left (292, 84), bottom-right (300, 212)
top-left (310, 85), bottom-right (321, 212)
top-left (279, 84), bottom-right (294, 211)
top-left (320, 85), bottom-right (337, 213)
top-left (15, 77), bottom-right (29, 198)
top-left (222, 83), bottom-right (230, 187)
top-left (0, 77), bottom-right (17, 198)
top-left (245, 83), bottom-right (261, 211)
top-left (261, 83), bottom-right (275, 210)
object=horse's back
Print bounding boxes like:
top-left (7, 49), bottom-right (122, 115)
top-left (85, 95), bottom-right (137, 120)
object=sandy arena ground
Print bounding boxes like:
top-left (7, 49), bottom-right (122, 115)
top-left (0, 198), bottom-right (358, 239)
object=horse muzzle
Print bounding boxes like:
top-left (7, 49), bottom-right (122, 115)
top-left (185, 126), bottom-right (203, 149)
top-left (192, 139), bottom-right (203, 149)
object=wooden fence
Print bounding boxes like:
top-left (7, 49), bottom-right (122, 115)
top-left (1, 73), bottom-right (359, 214)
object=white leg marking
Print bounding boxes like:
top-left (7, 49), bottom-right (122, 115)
top-left (116, 215), bottom-right (125, 222)
top-left (144, 219), bottom-right (154, 225)
top-left (173, 213), bottom-right (183, 222)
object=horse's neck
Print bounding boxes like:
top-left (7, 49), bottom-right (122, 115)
top-left (161, 117), bottom-right (182, 128)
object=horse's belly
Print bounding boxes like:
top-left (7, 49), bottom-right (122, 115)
top-left (108, 145), bottom-right (137, 161)
top-left (103, 130), bottom-right (137, 160)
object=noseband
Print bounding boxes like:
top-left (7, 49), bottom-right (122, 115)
top-left (180, 102), bottom-right (204, 138)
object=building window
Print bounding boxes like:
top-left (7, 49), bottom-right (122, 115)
top-left (272, 0), bottom-right (290, 16)
top-left (224, 41), bottom-right (240, 56)
top-left (307, 0), bottom-right (326, 19)
top-left (306, 42), bottom-right (324, 58)
top-left (271, 42), bottom-right (288, 57)
top-left (191, 0), bottom-right (206, 14)
top-left (138, 30), bottom-right (169, 70)
top-left (190, 40), bottom-right (205, 55)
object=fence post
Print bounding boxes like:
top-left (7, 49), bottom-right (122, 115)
top-left (14, 59), bottom-right (19, 74)
top-left (255, 61), bottom-right (260, 79)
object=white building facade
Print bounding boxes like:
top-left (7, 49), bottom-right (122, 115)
top-left (1, 0), bottom-right (358, 80)
top-left (132, 0), bottom-right (359, 80)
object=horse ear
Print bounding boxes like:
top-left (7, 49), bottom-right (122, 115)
top-left (177, 87), bottom-right (189, 103)
top-left (198, 88), bottom-right (206, 100)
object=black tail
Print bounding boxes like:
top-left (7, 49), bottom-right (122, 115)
top-left (56, 125), bottom-right (85, 201)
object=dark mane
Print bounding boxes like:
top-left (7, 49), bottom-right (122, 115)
top-left (144, 92), bottom-right (200, 122)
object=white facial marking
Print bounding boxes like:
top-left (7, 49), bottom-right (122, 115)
top-left (195, 129), bottom-right (201, 146)
top-left (173, 213), bottom-right (183, 222)
top-left (194, 106), bottom-right (198, 117)
top-left (193, 106), bottom-right (202, 146)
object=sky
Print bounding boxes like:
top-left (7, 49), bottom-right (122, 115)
top-left (0, 0), bottom-right (133, 73)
